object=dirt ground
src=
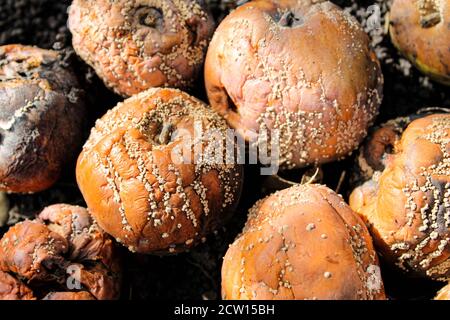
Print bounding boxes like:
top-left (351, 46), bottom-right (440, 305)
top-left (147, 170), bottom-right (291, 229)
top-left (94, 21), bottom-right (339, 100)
top-left (0, 0), bottom-right (449, 300)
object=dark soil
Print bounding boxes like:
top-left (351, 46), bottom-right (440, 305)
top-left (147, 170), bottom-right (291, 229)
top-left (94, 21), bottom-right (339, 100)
top-left (0, 0), bottom-right (448, 300)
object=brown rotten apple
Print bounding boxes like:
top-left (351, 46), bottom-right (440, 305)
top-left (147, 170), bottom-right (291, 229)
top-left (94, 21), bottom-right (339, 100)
top-left (0, 204), bottom-right (121, 300)
top-left (205, 0), bottom-right (383, 170)
top-left (350, 114), bottom-right (450, 281)
top-left (389, 0), bottom-right (450, 85)
top-left (76, 88), bottom-right (243, 254)
top-left (222, 184), bottom-right (386, 300)
top-left (68, 0), bottom-right (215, 97)
top-left (0, 44), bottom-right (86, 193)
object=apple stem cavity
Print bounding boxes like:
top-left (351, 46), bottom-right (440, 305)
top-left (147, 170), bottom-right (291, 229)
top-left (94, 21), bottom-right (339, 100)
top-left (417, 0), bottom-right (441, 28)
